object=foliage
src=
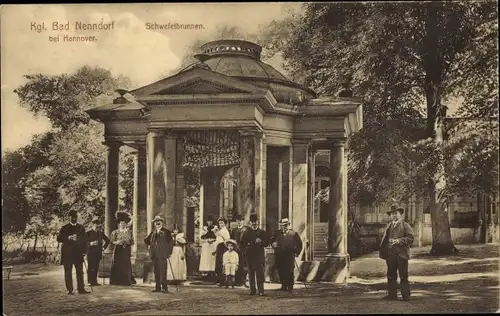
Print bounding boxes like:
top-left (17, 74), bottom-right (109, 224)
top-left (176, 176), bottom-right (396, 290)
top-left (4, 66), bottom-right (134, 241)
top-left (14, 66), bottom-right (131, 130)
top-left (262, 2), bottom-right (498, 253)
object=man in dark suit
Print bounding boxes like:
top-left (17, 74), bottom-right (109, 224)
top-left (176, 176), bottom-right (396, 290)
top-left (272, 218), bottom-right (303, 293)
top-left (144, 215), bottom-right (174, 293)
top-left (379, 207), bottom-right (414, 301)
top-left (85, 216), bottom-right (110, 286)
top-left (230, 214), bottom-right (248, 287)
top-left (56, 210), bottom-right (90, 294)
top-left (240, 214), bottom-right (269, 296)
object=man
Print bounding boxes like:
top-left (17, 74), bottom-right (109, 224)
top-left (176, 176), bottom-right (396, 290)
top-left (56, 210), bottom-right (90, 295)
top-left (240, 214), bottom-right (268, 296)
top-left (144, 215), bottom-right (174, 293)
top-left (272, 218), bottom-right (302, 293)
top-left (230, 214), bottom-right (248, 287)
top-left (379, 207), bottom-right (414, 301)
top-left (85, 216), bottom-right (110, 286)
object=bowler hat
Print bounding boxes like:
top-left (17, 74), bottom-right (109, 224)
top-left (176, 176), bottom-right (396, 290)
top-left (152, 215), bottom-right (164, 223)
top-left (234, 214), bottom-right (243, 221)
top-left (249, 214), bottom-right (258, 222)
top-left (387, 207), bottom-right (405, 215)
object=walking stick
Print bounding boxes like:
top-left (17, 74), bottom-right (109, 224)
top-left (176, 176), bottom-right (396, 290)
top-left (167, 258), bottom-right (179, 292)
top-left (293, 257), bottom-right (308, 291)
top-left (83, 258), bottom-right (93, 293)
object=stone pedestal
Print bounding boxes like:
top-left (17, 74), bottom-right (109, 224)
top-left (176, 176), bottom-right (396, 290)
top-left (322, 253), bottom-right (350, 283)
top-left (164, 134), bottom-right (177, 228)
top-left (133, 144), bottom-right (149, 278)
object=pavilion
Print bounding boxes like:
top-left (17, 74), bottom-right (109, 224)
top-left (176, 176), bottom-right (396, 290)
top-left (86, 39), bottom-right (363, 282)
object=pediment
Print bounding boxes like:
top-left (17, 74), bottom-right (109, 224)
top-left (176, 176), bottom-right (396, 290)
top-left (130, 67), bottom-right (265, 97)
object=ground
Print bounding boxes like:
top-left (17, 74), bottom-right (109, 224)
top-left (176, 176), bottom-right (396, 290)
top-left (3, 244), bottom-right (499, 315)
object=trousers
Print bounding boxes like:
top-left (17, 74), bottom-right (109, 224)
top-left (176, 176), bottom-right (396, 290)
top-left (276, 254), bottom-right (295, 290)
top-left (64, 261), bottom-right (85, 292)
top-left (386, 253), bottom-right (410, 297)
top-left (87, 253), bottom-right (101, 285)
top-left (153, 258), bottom-right (168, 291)
top-left (247, 261), bottom-right (265, 294)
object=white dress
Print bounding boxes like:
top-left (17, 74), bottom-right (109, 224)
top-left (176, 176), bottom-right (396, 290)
top-left (199, 226), bottom-right (217, 273)
top-left (168, 245), bottom-right (187, 281)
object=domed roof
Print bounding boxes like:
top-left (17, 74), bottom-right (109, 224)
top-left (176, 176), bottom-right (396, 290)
top-left (182, 40), bottom-right (316, 104)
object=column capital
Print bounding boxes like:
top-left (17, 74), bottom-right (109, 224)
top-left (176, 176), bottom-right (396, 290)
top-left (239, 128), bottom-right (264, 138)
top-left (328, 138), bottom-right (347, 147)
top-left (102, 141), bottom-right (121, 149)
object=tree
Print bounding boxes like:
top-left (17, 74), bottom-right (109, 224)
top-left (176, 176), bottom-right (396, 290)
top-left (262, 2), bottom-right (498, 254)
top-left (12, 66), bottom-right (134, 234)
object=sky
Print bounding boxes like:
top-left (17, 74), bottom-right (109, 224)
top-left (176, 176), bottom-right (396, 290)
top-left (0, 3), bottom-right (300, 152)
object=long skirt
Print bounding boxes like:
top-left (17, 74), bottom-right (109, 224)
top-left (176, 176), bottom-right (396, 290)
top-left (199, 240), bottom-right (216, 273)
top-left (215, 242), bottom-right (227, 276)
top-left (167, 246), bottom-right (187, 282)
top-left (110, 245), bottom-right (136, 286)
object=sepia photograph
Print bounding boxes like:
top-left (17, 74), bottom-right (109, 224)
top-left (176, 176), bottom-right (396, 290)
top-left (1, 2), bottom-right (498, 315)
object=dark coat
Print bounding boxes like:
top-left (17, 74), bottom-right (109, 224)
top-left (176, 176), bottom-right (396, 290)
top-left (86, 229), bottom-right (110, 259)
top-left (57, 223), bottom-right (87, 265)
top-left (272, 229), bottom-right (303, 258)
top-left (240, 227), bottom-right (269, 266)
top-left (379, 220), bottom-right (414, 260)
top-left (231, 225), bottom-right (248, 246)
top-left (144, 227), bottom-right (174, 261)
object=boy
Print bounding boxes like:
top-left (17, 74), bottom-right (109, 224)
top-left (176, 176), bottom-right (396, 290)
top-left (222, 239), bottom-right (239, 289)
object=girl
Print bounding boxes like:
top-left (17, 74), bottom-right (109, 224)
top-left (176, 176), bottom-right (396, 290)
top-left (168, 233), bottom-right (187, 283)
top-left (214, 217), bottom-right (230, 286)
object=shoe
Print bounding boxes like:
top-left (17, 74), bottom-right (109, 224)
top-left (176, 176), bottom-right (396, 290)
top-left (68, 291), bottom-right (74, 295)
top-left (382, 295), bottom-right (398, 301)
top-left (232, 286), bottom-right (235, 289)
top-left (162, 288), bottom-right (170, 293)
top-left (401, 295), bottom-right (410, 301)
top-left (152, 289), bottom-right (162, 293)
top-left (78, 290), bottom-right (91, 294)
top-left (259, 292), bottom-right (265, 296)
top-left (250, 292), bottom-right (256, 295)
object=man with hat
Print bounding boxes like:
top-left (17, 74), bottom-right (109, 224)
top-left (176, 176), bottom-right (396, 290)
top-left (85, 216), bottom-right (110, 286)
top-left (379, 206), bottom-right (414, 301)
top-left (144, 215), bottom-right (174, 293)
top-left (230, 214), bottom-right (248, 287)
top-left (271, 218), bottom-right (302, 293)
top-left (240, 214), bottom-right (269, 296)
top-left (56, 209), bottom-right (90, 294)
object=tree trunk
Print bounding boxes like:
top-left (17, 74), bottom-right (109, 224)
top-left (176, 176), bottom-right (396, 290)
top-left (412, 200), bottom-right (423, 247)
top-left (32, 233), bottom-right (38, 253)
top-left (478, 193), bottom-right (486, 243)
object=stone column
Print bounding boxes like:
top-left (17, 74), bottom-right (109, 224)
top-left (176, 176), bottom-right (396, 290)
top-left (175, 140), bottom-right (187, 234)
top-left (146, 131), bottom-right (166, 234)
top-left (238, 129), bottom-right (265, 225)
top-left (104, 142), bottom-right (121, 240)
top-left (308, 149), bottom-right (317, 261)
top-left (290, 140), bottom-right (310, 249)
top-left (323, 140), bottom-right (349, 283)
top-left (132, 143), bottom-right (148, 277)
top-left (164, 133), bottom-right (177, 229)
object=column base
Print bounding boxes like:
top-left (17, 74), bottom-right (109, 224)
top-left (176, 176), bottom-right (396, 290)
top-left (321, 253), bottom-right (350, 283)
top-left (97, 249), bottom-right (114, 278)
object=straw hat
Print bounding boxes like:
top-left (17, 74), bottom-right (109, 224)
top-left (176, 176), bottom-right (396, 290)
top-left (152, 215), bottom-right (164, 223)
top-left (225, 239), bottom-right (237, 248)
top-left (279, 218), bottom-right (290, 226)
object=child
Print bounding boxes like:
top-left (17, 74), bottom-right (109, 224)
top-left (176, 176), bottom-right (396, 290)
top-left (168, 233), bottom-right (187, 283)
top-left (222, 239), bottom-right (239, 289)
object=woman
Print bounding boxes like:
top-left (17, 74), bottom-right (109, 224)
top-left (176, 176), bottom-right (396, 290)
top-left (214, 217), bottom-right (230, 286)
top-left (171, 224), bottom-right (181, 239)
top-left (167, 233), bottom-right (187, 283)
top-left (109, 211), bottom-right (136, 286)
top-left (199, 215), bottom-right (217, 279)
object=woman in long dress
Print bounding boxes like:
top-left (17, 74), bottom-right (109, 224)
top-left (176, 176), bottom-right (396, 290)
top-left (199, 215), bottom-right (217, 280)
top-left (214, 217), bottom-right (230, 286)
top-left (167, 233), bottom-right (187, 283)
top-left (109, 211), bottom-right (136, 286)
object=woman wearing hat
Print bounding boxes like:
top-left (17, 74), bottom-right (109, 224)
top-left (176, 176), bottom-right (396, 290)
top-left (167, 233), bottom-right (187, 283)
top-left (109, 211), bottom-right (136, 286)
top-left (199, 215), bottom-right (217, 279)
